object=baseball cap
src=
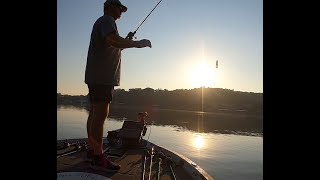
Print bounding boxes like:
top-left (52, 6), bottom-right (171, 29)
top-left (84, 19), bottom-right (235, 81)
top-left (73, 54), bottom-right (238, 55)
top-left (104, 0), bottom-right (127, 12)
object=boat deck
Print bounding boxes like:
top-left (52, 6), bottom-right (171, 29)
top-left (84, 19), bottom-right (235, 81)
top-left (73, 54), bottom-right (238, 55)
top-left (57, 140), bottom-right (193, 180)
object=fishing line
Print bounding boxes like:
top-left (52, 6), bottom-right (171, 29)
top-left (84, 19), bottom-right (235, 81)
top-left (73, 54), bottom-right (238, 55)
top-left (135, 0), bottom-right (163, 33)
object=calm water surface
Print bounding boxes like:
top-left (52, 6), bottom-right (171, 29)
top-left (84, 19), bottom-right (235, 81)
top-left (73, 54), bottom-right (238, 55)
top-left (57, 106), bottom-right (263, 180)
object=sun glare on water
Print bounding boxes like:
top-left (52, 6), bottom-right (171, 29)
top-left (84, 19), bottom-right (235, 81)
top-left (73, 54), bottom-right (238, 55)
top-left (192, 135), bottom-right (205, 150)
top-left (191, 62), bottom-right (217, 88)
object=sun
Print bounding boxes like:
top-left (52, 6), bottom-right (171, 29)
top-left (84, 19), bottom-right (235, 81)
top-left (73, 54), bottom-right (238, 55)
top-left (191, 62), bottom-right (217, 88)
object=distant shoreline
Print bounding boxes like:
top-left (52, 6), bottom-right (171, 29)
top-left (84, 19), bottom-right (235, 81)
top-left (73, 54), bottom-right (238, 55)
top-left (57, 88), bottom-right (263, 115)
top-left (58, 104), bottom-right (263, 136)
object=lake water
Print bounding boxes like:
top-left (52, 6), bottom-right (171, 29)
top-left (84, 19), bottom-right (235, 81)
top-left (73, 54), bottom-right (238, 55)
top-left (57, 105), bottom-right (263, 180)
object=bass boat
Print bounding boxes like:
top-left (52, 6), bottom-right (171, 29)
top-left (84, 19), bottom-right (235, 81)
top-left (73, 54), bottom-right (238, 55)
top-left (57, 112), bottom-right (214, 180)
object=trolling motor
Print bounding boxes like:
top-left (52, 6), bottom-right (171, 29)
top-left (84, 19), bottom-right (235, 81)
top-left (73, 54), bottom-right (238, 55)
top-left (125, 0), bottom-right (163, 40)
top-left (138, 111), bottom-right (148, 136)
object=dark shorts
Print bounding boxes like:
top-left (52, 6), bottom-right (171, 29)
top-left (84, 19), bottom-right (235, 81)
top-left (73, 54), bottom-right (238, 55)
top-left (87, 84), bottom-right (114, 103)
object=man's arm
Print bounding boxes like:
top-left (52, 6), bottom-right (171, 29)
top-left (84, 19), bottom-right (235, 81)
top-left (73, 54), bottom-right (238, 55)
top-left (106, 33), bottom-right (152, 49)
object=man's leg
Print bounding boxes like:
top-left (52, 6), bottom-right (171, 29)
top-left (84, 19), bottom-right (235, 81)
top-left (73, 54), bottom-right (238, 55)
top-left (87, 84), bottom-right (120, 171)
top-left (86, 103), bottom-right (94, 152)
top-left (90, 101), bottom-right (109, 155)
top-left (87, 84), bottom-right (110, 155)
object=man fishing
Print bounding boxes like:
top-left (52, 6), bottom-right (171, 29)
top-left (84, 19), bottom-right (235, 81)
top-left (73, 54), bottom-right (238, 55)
top-left (84, 0), bottom-right (152, 172)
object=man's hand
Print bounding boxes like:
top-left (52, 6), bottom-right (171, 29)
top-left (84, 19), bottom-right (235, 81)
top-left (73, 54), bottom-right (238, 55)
top-left (136, 39), bottom-right (152, 48)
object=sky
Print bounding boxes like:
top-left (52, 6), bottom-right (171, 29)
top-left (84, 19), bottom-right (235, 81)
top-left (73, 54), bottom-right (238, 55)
top-left (57, 0), bottom-right (263, 95)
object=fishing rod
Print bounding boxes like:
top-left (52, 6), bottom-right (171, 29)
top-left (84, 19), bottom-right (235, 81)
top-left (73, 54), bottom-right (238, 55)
top-left (148, 146), bottom-right (155, 180)
top-left (153, 150), bottom-right (177, 180)
top-left (168, 159), bottom-right (177, 180)
top-left (57, 142), bottom-right (87, 158)
top-left (156, 158), bottom-right (162, 180)
top-left (141, 149), bottom-right (148, 180)
top-left (125, 0), bottom-right (164, 40)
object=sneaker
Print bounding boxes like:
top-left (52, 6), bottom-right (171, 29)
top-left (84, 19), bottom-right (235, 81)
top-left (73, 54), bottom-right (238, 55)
top-left (90, 154), bottom-right (121, 172)
top-left (86, 149), bottom-right (94, 162)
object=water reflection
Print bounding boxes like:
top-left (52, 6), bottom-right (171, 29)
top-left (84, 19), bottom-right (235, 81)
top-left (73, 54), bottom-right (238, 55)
top-left (57, 105), bottom-right (262, 137)
top-left (192, 134), bottom-right (205, 150)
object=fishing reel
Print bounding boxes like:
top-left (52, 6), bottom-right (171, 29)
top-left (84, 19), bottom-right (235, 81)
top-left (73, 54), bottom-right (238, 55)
top-left (125, 31), bottom-right (136, 40)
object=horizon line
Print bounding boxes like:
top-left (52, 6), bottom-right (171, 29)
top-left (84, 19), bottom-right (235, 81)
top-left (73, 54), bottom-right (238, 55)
top-left (58, 86), bottom-right (263, 96)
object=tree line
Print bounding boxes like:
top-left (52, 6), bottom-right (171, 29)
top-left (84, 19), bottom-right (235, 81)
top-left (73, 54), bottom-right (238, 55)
top-left (57, 87), bottom-right (262, 115)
